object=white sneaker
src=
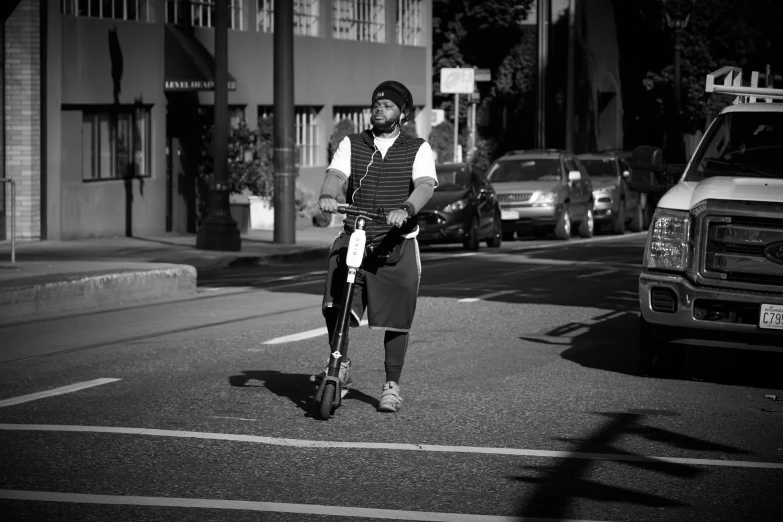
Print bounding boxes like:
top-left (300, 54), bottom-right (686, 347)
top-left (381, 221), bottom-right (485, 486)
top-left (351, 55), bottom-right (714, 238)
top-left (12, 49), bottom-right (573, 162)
top-left (310, 358), bottom-right (352, 398)
top-left (378, 381), bottom-right (402, 412)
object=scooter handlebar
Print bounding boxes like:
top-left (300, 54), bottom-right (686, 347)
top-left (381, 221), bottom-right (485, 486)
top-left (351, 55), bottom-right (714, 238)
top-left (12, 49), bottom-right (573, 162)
top-left (337, 205), bottom-right (402, 224)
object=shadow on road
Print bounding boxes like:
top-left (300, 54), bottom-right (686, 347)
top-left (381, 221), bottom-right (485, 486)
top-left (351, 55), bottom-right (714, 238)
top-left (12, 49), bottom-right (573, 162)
top-left (228, 370), bottom-right (379, 418)
top-left (513, 411), bottom-right (750, 519)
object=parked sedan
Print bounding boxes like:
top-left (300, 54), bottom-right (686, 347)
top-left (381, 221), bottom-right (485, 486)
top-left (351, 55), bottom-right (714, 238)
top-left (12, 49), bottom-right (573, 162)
top-left (578, 152), bottom-right (645, 234)
top-left (487, 150), bottom-right (594, 240)
top-left (417, 163), bottom-right (502, 251)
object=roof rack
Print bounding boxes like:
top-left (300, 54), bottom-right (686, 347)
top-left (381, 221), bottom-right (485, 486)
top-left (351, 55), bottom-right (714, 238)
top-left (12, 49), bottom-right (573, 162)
top-left (705, 66), bottom-right (783, 104)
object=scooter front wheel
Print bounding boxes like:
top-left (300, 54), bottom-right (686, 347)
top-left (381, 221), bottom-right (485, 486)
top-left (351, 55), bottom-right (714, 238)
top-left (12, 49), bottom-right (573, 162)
top-left (319, 382), bottom-right (337, 419)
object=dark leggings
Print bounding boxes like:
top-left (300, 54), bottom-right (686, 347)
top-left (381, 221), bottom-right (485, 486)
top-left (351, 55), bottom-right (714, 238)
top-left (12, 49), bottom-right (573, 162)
top-left (325, 308), bottom-right (409, 384)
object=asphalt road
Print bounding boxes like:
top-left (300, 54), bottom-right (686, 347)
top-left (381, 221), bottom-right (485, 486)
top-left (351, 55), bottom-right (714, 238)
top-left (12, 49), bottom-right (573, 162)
top-left (1, 232), bottom-right (782, 522)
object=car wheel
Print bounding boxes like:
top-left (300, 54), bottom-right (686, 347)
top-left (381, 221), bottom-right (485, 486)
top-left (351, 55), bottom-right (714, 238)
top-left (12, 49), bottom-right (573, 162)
top-left (463, 217), bottom-right (480, 251)
top-left (613, 201), bottom-right (626, 235)
top-left (486, 212), bottom-right (502, 248)
top-left (638, 316), bottom-right (677, 377)
top-left (578, 208), bottom-right (594, 238)
top-left (554, 205), bottom-right (571, 240)
top-left (629, 204), bottom-right (644, 232)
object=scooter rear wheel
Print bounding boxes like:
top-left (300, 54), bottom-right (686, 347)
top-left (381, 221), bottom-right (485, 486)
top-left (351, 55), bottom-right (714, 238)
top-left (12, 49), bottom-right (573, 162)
top-left (319, 382), bottom-right (337, 419)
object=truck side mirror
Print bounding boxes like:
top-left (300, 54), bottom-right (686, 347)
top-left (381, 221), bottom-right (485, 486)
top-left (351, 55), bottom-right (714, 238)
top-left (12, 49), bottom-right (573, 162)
top-left (628, 146), bottom-right (679, 194)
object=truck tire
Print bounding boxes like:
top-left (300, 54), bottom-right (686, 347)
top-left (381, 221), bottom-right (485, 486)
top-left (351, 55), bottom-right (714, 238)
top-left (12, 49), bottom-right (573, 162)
top-left (638, 316), bottom-right (677, 376)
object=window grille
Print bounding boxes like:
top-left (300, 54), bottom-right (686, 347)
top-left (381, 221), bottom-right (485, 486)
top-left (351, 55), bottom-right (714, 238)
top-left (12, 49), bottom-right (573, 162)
top-left (166, 0), bottom-right (245, 30)
top-left (258, 106), bottom-right (321, 167)
top-left (332, 0), bottom-right (385, 43)
top-left (257, 0), bottom-right (320, 36)
top-left (333, 107), bottom-right (372, 133)
top-left (61, 0), bottom-right (155, 22)
top-left (396, 0), bottom-right (423, 46)
top-left (81, 107), bottom-right (151, 181)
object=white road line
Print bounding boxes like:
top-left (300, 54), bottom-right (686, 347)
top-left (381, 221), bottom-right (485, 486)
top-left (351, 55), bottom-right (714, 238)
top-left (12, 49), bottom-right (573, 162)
top-left (263, 320), bottom-right (369, 344)
top-left (0, 490), bottom-right (596, 522)
top-left (2, 424), bottom-right (781, 470)
top-left (575, 269), bottom-right (616, 279)
top-left (459, 290), bottom-right (518, 303)
top-left (0, 379), bottom-right (121, 408)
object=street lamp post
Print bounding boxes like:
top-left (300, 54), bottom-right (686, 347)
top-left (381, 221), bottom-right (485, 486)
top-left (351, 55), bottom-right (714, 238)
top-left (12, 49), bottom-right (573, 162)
top-left (196, 0), bottom-right (241, 251)
top-left (663, 0), bottom-right (693, 164)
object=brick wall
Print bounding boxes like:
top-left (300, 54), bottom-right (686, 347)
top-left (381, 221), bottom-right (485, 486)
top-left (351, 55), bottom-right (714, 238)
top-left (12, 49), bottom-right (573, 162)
top-left (5, 0), bottom-right (41, 240)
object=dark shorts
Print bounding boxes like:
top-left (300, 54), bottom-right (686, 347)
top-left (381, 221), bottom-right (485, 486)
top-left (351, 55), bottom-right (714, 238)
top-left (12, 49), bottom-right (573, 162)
top-left (322, 232), bottom-right (421, 332)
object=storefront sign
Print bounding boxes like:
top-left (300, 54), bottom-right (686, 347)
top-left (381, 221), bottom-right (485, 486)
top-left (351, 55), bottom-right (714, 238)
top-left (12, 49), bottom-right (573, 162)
top-left (164, 80), bottom-right (237, 91)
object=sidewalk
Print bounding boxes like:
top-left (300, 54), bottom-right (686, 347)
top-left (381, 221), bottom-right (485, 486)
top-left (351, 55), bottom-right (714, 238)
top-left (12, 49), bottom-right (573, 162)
top-left (0, 225), bottom-right (340, 321)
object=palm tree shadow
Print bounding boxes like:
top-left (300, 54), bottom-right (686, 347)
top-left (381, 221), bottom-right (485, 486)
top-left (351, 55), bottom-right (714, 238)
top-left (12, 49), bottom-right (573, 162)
top-left (229, 370), bottom-right (380, 418)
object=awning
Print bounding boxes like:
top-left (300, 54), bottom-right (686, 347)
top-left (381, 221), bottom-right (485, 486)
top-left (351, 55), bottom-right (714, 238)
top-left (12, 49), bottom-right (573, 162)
top-left (164, 25), bottom-right (237, 92)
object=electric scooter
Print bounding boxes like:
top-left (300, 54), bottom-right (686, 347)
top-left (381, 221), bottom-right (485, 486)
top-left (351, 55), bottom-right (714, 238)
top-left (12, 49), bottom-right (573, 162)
top-left (314, 204), bottom-right (399, 420)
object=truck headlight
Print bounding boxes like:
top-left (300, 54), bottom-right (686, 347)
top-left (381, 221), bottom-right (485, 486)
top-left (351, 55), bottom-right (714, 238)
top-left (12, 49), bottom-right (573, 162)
top-left (533, 191), bottom-right (557, 207)
top-left (443, 199), bottom-right (468, 213)
top-left (645, 209), bottom-right (691, 271)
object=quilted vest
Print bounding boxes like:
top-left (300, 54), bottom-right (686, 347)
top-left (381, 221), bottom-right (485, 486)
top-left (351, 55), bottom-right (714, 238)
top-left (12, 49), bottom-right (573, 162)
top-left (344, 129), bottom-right (424, 244)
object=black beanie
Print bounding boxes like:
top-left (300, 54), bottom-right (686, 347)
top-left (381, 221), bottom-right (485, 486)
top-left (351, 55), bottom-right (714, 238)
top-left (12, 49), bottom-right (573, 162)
top-left (371, 83), bottom-right (406, 112)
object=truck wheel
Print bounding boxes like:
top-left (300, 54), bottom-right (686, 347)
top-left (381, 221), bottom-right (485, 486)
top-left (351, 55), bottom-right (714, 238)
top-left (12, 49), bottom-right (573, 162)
top-left (629, 204), bottom-right (644, 232)
top-left (555, 206), bottom-right (571, 240)
top-left (613, 202), bottom-right (626, 235)
top-left (638, 316), bottom-right (676, 376)
top-left (578, 209), bottom-right (594, 238)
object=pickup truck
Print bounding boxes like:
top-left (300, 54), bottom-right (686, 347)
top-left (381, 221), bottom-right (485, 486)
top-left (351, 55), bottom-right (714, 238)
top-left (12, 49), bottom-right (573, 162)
top-left (629, 66), bottom-right (783, 373)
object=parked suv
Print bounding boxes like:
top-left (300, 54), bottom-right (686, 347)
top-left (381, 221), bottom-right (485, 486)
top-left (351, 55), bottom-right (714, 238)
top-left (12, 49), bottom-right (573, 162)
top-left (417, 163), bottom-right (502, 250)
top-left (578, 152), bottom-right (646, 234)
top-left (486, 150), bottom-right (594, 240)
top-left (629, 66), bottom-right (783, 373)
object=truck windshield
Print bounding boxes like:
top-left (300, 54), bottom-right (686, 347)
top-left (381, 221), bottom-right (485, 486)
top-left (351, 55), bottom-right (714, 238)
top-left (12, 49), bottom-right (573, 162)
top-left (685, 111), bottom-right (783, 182)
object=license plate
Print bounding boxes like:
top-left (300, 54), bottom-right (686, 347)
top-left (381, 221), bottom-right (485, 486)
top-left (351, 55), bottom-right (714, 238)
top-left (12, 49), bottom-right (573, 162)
top-left (759, 304), bottom-right (783, 330)
top-left (501, 210), bottom-right (519, 220)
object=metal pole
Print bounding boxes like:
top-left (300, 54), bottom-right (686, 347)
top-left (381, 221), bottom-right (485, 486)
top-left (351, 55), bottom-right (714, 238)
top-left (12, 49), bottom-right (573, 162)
top-left (274, 0), bottom-right (296, 244)
top-left (1, 179), bottom-right (14, 264)
top-left (565, 0), bottom-right (575, 152)
top-left (536, 0), bottom-right (549, 149)
top-left (453, 93), bottom-right (459, 162)
top-left (196, 0), bottom-right (241, 251)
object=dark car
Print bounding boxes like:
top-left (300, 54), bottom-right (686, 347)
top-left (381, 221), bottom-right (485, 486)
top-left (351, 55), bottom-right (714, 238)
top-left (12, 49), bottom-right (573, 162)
top-left (577, 152), bottom-right (646, 234)
top-left (417, 163), bottom-right (502, 250)
top-left (487, 149), bottom-right (594, 240)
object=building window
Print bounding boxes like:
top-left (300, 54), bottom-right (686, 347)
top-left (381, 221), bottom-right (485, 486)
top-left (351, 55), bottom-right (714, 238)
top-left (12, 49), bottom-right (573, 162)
top-left (334, 106), bottom-right (372, 133)
top-left (61, 0), bottom-right (155, 21)
top-left (332, 0), bottom-right (384, 43)
top-left (82, 107), bottom-right (151, 181)
top-left (257, 0), bottom-right (320, 36)
top-left (166, 0), bottom-right (245, 30)
top-left (396, 0), bottom-right (424, 46)
top-left (258, 106), bottom-right (321, 167)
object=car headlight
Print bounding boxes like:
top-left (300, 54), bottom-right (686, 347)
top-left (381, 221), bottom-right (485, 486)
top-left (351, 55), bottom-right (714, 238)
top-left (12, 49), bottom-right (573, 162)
top-left (645, 209), bottom-right (691, 271)
top-left (595, 185), bottom-right (617, 193)
top-left (533, 191), bottom-right (557, 206)
top-left (442, 199), bottom-right (468, 213)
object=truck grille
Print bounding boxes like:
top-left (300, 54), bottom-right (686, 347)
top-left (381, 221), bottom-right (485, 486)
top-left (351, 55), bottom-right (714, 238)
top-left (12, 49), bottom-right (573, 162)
top-left (497, 193), bottom-right (532, 203)
top-left (696, 201), bottom-right (783, 291)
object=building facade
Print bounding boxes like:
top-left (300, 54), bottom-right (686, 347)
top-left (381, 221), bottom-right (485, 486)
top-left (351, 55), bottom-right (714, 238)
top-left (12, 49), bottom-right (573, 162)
top-left (2, 0), bottom-right (433, 240)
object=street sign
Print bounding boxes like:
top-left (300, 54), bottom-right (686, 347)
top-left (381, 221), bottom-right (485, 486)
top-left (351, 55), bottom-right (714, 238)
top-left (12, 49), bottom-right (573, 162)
top-left (474, 68), bottom-right (491, 82)
top-left (440, 68), bottom-right (475, 94)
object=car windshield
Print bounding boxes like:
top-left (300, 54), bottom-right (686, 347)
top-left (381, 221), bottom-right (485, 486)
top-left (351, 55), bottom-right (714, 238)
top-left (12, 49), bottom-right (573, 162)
top-left (685, 111), bottom-right (783, 182)
top-left (486, 159), bottom-right (561, 182)
top-left (580, 158), bottom-right (617, 178)
top-left (436, 169), bottom-right (470, 190)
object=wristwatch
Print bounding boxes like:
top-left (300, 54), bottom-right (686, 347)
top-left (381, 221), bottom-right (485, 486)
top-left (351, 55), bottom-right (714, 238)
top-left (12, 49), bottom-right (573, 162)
top-left (398, 202), bottom-right (415, 217)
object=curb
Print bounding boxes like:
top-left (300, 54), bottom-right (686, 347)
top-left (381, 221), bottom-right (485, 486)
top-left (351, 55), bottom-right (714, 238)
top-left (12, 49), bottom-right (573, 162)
top-left (0, 264), bottom-right (197, 320)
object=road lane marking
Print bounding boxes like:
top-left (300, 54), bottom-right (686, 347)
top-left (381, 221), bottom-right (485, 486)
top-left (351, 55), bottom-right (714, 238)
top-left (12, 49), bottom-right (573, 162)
top-left (575, 269), bottom-right (615, 279)
top-left (459, 290), bottom-right (518, 303)
top-left (263, 320), bottom-right (369, 344)
top-left (0, 379), bottom-right (121, 408)
top-left (0, 490), bottom-right (598, 522)
top-left (2, 424), bottom-right (782, 470)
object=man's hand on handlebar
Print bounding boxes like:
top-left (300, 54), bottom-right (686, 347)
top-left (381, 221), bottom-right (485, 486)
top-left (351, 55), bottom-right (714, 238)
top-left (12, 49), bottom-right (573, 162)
top-left (319, 196), bottom-right (340, 214)
top-left (387, 208), bottom-right (409, 228)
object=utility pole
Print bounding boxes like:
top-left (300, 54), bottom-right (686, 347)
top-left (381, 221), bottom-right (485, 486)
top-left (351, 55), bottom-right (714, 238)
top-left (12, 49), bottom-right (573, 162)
top-left (664, 0), bottom-right (693, 163)
top-left (196, 0), bottom-right (241, 251)
top-left (535, 0), bottom-right (550, 149)
top-left (273, 0), bottom-right (296, 244)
